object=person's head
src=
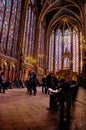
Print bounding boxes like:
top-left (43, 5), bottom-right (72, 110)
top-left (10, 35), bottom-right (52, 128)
top-left (31, 71), bottom-right (36, 77)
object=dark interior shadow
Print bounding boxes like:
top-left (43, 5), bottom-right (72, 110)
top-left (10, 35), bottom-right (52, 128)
top-left (58, 119), bottom-right (70, 130)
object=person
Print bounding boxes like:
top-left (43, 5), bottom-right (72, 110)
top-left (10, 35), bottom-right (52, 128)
top-left (46, 73), bottom-right (53, 93)
top-left (27, 70), bottom-right (32, 94)
top-left (47, 77), bottom-right (66, 112)
top-left (7, 78), bottom-right (12, 89)
top-left (0, 72), bottom-right (6, 93)
top-left (41, 76), bottom-right (46, 93)
top-left (51, 75), bottom-right (58, 89)
top-left (47, 87), bottom-right (62, 112)
top-left (27, 70), bottom-right (37, 95)
top-left (32, 71), bottom-right (37, 95)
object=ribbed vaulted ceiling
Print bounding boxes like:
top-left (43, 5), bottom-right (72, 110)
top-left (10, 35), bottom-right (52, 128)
top-left (38, 0), bottom-right (84, 32)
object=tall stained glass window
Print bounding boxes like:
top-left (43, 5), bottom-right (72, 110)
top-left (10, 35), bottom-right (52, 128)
top-left (63, 29), bottom-right (71, 68)
top-left (73, 30), bottom-right (79, 72)
top-left (0, 0), bottom-right (6, 39)
top-left (31, 14), bottom-right (36, 56)
top-left (38, 23), bottom-right (42, 66)
top-left (24, 6), bottom-right (31, 56)
top-left (49, 30), bottom-right (54, 72)
top-left (80, 31), bottom-right (82, 72)
top-left (0, 0), bottom-right (12, 53)
top-left (0, 0), bottom-right (22, 57)
top-left (38, 19), bottom-right (46, 67)
top-left (12, 0), bottom-right (21, 57)
top-left (23, 0), bottom-right (36, 63)
top-left (55, 29), bottom-right (62, 72)
top-left (29, 10), bottom-right (34, 56)
top-left (7, 0), bottom-right (17, 55)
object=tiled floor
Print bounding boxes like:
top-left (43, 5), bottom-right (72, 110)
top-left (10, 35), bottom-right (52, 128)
top-left (0, 86), bottom-right (86, 130)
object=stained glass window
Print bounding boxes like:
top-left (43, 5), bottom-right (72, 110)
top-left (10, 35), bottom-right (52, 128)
top-left (11, 0), bottom-right (21, 57)
top-left (24, 6), bottom-right (31, 56)
top-left (49, 30), bottom-right (54, 72)
top-left (49, 29), bottom-right (79, 73)
top-left (73, 30), bottom-right (79, 72)
top-left (0, 0), bottom-right (22, 57)
top-left (0, 0), bottom-right (12, 53)
top-left (29, 10), bottom-right (33, 56)
top-left (64, 29), bottom-right (71, 53)
top-left (55, 29), bottom-right (62, 72)
top-left (0, 0), bottom-right (5, 40)
top-left (80, 32), bottom-right (82, 72)
top-left (63, 29), bottom-right (71, 68)
top-left (23, 12), bottom-right (27, 54)
top-left (31, 14), bottom-right (36, 56)
top-left (38, 20), bottom-right (46, 67)
top-left (23, 1), bottom-right (36, 63)
top-left (38, 23), bottom-right (42, 66)
top-left (7, 0), bottom-right (17, 55)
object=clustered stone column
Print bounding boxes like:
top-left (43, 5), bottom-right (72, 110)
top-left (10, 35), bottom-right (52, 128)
top-left (82, 3), bottom-right (86, 89)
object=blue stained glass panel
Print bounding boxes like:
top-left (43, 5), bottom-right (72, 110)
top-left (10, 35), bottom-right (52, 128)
top-left (24, 6), bottom-right (31, 56)
top-left (1, 0), bottom-right (11, 53)
top-left (0, 0), bottom-right (5, 31)
top-left (12, 0), bottom-right (22, 57)
top-left (7, 0), bottom-right (17, 55)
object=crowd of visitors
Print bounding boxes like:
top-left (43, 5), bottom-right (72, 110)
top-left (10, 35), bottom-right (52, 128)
top-left (0, 69), bottom-right (78, 122)
top-left (0, 69), bottom-right (38, 95)
top-left (0, 69), bottom-right (78, 114)
top-left (0, 69), bottom-right (79, 123)
top-left (0, 73), bottom-right (25, 93)
top-left (0, 70), bottom-right (26, 93)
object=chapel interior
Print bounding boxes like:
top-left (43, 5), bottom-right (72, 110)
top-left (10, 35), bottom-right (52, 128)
top-left (0, 0), bottom-right (86, 130)
top-left (0, 0), bottom-right (86, 86)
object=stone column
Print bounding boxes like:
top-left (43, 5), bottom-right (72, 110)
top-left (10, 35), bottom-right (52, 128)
top-left (82, 3), bottom-right (86, 88)
top-left (17, 0), bottom-right (30, 78)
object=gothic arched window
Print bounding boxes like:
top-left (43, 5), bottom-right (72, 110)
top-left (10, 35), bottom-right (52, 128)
top-left (38, 20), bottom-right (46, 67)
top-left (49, 30), bottom-right (54, 72)
top-left (73, 30), bottom-right (79, 72)
top-left (0, 0), bottom-right (22, 57)
top-left (23, 0), bottom-right (36, 63)
top-left (55, 29), bottom-right (62, 72)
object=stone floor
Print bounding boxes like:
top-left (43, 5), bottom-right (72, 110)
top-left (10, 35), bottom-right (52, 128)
top-left (0, 86), bottom-right (86, 130)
